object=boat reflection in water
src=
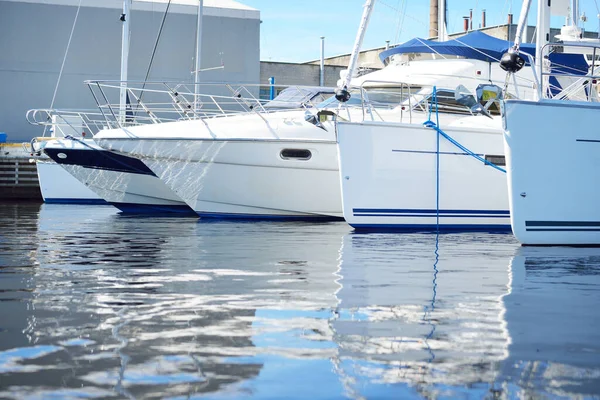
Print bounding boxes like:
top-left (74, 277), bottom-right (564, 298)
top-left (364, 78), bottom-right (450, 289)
top-left (0, 204), bottom-right (599, 398)
top-left (333, 232), bottom-right (515, 398)
top-left (0, 203), bottom-right (348, 399)
top-left (500, 246), bottom-right (600, 398)
top-left (332, 233), bottom-right (600, 398)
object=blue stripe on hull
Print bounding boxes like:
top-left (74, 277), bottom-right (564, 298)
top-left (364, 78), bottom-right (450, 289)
top-left (196, 211), bottom-right (343, 222)
top-left (44, 148), bottom-right (155, 176)
top-left (354, 213), bottom-right (509, 218)
top-left (350, 223), bottom-right (512, 233)
top-left (44, 198), bottom-right (109, 205)
top-left (353, 208), bottom-right (510, 215)
top-left (110, 202), bottom-right (196, 215)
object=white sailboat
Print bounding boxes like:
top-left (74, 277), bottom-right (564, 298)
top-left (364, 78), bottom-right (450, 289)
top-left (502, 0), bottom-right (600, 245)
top-left (334, 0), bottom-right (559, 232)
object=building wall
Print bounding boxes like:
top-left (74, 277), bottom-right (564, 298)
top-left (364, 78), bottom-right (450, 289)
top-left (305, 50), bottom-right (387, 69)
top-left (260, 62), bottom-right (346, 90)
top-left (0, 0), bottom-right (260, 142)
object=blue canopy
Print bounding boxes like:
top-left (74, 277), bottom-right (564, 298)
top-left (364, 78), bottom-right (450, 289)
top-left (379, 31), bottom-right (537, 64)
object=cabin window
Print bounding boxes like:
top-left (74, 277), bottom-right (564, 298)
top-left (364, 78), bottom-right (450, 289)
top-left (280, 149), bottom-right (312, 160)
top-left (485, 155), bottom-right (505, 166)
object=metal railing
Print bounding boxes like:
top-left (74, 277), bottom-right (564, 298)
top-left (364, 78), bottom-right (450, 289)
top-left (354, 81), bottom-right (478, 123)
top-left (539, 42), bottom-right (600, 101)
top-left (26, 109), bottom-right (109, 137)
top-left (85, 81), bottom-right (336, 129)
top-left (24, 82), bottom-right (344, 143)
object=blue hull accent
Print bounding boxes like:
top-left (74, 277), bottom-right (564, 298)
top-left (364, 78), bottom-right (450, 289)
top-left (350, 223), bottom-right (512, 233)
top-left (353, 208), bottom-right (510, 216)
top-left (44, 198), bottom-right (109, 205)
top-left (110, 202), bottom-right (196, 215)
top-left (196, 211), bottom-right (343, 222)
top-left (44, 148), bottom-right (156, 176)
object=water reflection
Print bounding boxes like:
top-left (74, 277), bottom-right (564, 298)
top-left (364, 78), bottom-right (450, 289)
top-left (0, 204), bottom-right (347, 398)
top-left (0, 204), bottom-right (599, 399)
top-left (500, 246), bottom-right (600, 398)
top-left (333, 233), bottom-right (515, 399)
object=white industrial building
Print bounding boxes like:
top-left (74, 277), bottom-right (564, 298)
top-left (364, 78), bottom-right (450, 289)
top-left (0, 0), bottom-right (260, 142)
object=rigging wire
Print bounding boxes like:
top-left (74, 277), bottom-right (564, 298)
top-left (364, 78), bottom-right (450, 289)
top-left (46, 0), bottom-right (83, 136)
top-left (394, 0), bottom-right (408, 45)
top-left (135, 0), bottom-right (173, 113)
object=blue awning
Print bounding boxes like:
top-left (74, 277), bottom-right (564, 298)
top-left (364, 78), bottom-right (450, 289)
top-left (379, 31), bottom-right (536, 64)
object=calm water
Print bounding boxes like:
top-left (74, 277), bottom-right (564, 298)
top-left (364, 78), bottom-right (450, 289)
top-left (1, 202), bottom-right (599, 399)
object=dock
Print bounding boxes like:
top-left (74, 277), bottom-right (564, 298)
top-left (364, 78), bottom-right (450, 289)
top-left (0, 143), bottom-right (42, 201)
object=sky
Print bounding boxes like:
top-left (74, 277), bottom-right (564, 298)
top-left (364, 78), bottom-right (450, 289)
top-left (236, 0), bottom-right (600, 63)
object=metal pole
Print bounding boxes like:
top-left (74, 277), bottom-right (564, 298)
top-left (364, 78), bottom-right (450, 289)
top-left (320, 36), bottom-right (325, 87)
top-left (536, 0), bottom-right (551, 98)
top-left (119, 0), bottom-right (132, 125)
top-left (512, 0), bottom-right (533, 50)
top-left (269, 77), bottom-right (275, 100)
top-left (339, 0), bottom-right (375, 92)
top-left (438, 0), bottom-right (447, 41)
top-left (194, 0), bottom-right (204, 112)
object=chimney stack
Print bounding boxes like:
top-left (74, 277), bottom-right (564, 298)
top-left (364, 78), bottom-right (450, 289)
top-left (463, 17), bottom-right (469, 32)
top-left (429, 0), bottom-right (438, 38)
top-left (482, 9), bottom-right (486, 28)
top-left (469, 9), bottom-right (473, 31)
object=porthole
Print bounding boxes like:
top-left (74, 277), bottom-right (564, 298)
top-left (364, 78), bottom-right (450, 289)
top-left (57, 153), bottom-right (67, 159)
top-left (280, 149), bottom-right (312, 160)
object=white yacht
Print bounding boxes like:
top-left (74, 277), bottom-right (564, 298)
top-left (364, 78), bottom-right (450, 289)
top-left (335, 31), bottom-right (554, 232)
top-left (36, 86), bottom-right (334, 215)
top-left (502, 0), bottom-right (600, 245)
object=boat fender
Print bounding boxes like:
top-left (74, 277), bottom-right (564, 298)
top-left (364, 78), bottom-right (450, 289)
top-left (500, 51), bottom-right (525, 73)
top-left (335, 87), bottom-right (351, 102)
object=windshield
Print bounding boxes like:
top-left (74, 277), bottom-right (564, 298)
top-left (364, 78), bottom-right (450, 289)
top-left (316, 86), bottom-right (420, 109)
top-left (264, 87), bottom-right (334, 109)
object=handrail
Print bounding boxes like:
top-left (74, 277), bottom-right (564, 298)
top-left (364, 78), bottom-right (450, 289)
top-left (538, 42), bottom-right (600, 101)
top-left (26, 82), bottom-right (341, 137)
top-left (84, 80), bottom-right (338, 129)
top-left (353, 81), bottom-right (485, 124)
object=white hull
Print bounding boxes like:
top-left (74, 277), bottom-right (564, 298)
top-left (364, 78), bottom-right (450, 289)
top-left (337, 117), bottom-right (510, 231)
top-left (503, 100), bottom-right (600, 245)
top-left (99, 137), bottom-right (343, 219)
top-left (42, 139), bottom-right (192, 214)
top-left (36, 160), bottom-right (105, 204)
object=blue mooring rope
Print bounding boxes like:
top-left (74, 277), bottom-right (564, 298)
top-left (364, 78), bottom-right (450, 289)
top-left (423, 88), bottom-right (507, 174)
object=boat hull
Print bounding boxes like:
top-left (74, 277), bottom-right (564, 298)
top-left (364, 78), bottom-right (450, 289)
top-left (96, 138), bottom-right (343, 219)
top-left (503, 100), bottom-right (600, 245)
top-left (337, 119), bottom-right (510, 231)
top-left (43, 139), bottom-right (194, 214)
top-left (36, 160), bottom-right (106, 205)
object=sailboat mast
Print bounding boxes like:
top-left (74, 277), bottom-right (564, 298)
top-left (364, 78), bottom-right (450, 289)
top-left (438, 0), bottom-right (447, 41)
top-left (194, 0), bottom-right (203, 112)
top-left (119, 0), bottom-right (132, 124)
top-left (512, 0), bottom-right (533, 50)
top-left (571, 0), bottom-right (579, 27)
top-left (339, 0), bottom-right (375, 93)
